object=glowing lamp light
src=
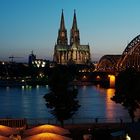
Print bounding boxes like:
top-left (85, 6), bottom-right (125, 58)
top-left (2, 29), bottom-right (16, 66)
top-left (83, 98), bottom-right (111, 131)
top-left (36, 85), bottom-right (39, 89)
top-left (108, 75), bottom-right (115, 88)
top-left (125, 133), bottom-right (131, 140)
top-left (83, 75), bottom-right (87, 79)
top-left (42, 62), bottom-right (46, 65)
top-left (42, 64), bottom-right (45, 67)
top-left (35, 61), bottom-right (37, 64)
top-left (22, 86), bottom-right (25, 90)
top-left (96, 75), bottom-right (100, 80)
top-left (38, 60), bottom-right (41, 64)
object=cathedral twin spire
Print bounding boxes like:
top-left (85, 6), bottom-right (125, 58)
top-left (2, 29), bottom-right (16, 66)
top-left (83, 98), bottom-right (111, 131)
top-left (70, 10), bottom-right (80, 45)
top-left (57, 10), bottom-right (80, 45)
top-left (57, 10), bottom-right (68, 45)
top-left (60, 9), bottom-right (66, 31)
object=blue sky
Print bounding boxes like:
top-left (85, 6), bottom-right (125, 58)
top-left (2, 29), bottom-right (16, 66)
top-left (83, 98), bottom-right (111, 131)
top-left (0, 0), bottom-right (140, 62)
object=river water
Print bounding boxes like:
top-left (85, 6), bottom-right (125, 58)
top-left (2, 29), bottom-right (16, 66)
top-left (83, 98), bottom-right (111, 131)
top-left (0, 85), bottom-right (131, 122)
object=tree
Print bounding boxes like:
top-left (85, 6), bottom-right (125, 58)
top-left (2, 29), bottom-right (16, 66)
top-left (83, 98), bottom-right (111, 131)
top-left (44, 65), bottom-right (80, 127)
top-left (112, 68), bottom-right (140, 122)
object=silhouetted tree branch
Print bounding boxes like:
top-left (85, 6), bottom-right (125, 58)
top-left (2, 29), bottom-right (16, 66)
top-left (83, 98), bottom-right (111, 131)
top-left (112, 68), bottom-right (140, 122)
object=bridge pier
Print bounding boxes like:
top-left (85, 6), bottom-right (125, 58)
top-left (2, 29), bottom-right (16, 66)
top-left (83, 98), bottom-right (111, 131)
top-left (108, 75), bottom-right (115, 88)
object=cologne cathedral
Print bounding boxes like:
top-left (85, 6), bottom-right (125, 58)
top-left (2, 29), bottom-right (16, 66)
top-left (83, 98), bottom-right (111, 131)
top-left (53, 10), bottom-right (91, 65)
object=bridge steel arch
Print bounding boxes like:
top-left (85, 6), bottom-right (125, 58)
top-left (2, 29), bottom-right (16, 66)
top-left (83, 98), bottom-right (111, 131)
top-left (97, 55), bottom-right (121, 72)
top-left (117, 35), bottom-right (140, 71)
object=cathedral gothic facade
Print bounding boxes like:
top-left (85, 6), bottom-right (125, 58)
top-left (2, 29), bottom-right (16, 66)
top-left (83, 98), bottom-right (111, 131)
top-left (53, 10), bottom-right (91, 65)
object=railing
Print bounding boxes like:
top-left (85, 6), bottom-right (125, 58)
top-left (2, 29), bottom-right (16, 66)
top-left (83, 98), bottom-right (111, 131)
top-left (0, 118), bottom-right (27, 128)
top-left (26, 117), bottom-right (132, 127)
top-left (0, 117), bottom-right (133, 128)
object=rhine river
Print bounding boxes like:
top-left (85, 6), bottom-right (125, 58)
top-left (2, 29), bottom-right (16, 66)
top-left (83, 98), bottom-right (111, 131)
top-left (0, 85), bottom-right (132, 123)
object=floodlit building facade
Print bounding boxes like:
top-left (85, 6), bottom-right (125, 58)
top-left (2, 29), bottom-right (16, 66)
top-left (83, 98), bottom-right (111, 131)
top-left (53, 10), bottom-right (91, 65)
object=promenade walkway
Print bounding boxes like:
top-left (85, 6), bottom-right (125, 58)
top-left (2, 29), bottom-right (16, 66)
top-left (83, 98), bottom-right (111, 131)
top-left (1, 118), bottom-right (140, 140)
top-left (64, 122), bottom-right (140, 140)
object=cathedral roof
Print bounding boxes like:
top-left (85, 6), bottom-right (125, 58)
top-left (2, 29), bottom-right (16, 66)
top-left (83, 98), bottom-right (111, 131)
top-left (55, 44), bottom-right (70, 51)
top-left (55, 44), bottom-right (90, 51)
top-left (77, 45), bottom-right (90, 51)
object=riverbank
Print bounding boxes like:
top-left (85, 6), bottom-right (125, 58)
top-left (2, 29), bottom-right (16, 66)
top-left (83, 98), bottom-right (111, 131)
top-left (0, 118), bottom-right (140, 139)
top-left (64, 122), bottom-right (140, 140)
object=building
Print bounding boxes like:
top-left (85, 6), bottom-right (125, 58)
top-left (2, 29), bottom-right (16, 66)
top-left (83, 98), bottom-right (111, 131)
top-left (28, 51), bottom-right (47, 68)
top-left (28, 51), bottom-right (36, 66)
top-left (53, 10), bottom-right (91, 65)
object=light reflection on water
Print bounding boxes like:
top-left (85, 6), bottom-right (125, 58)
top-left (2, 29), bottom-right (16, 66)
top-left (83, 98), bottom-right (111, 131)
top-left (105, 88), bottom-right (116, 119)
top-left (74, 86), bottom-right (130, 122)
top-left (0, 85), bottom-right (130, 121)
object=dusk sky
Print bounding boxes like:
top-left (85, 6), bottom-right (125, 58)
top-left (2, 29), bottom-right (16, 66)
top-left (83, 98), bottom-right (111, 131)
top-left (0, 0), bottom-right (140, 62)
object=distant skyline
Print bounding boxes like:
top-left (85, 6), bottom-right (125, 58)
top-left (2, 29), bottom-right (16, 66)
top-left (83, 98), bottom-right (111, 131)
top-left (0, 0), bottom-right (140, 62)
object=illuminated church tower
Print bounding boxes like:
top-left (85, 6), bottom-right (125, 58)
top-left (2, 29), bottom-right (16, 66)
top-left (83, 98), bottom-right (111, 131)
top-left (70, 10), bottom-right (80, 45)
top-left (53, 10), bottom-right (90, 65)
top-left (57, 10), bottom-right (68, 45)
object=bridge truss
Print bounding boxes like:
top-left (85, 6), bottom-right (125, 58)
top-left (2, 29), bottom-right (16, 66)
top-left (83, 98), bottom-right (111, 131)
top-left (117, 35), bottom-right (140, 71)
top-left (97, 55), bottom-right (121, 73)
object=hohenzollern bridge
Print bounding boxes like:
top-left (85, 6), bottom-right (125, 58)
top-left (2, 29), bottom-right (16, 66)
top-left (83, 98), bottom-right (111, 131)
top-left (97, 35), bottom-right (140, 73)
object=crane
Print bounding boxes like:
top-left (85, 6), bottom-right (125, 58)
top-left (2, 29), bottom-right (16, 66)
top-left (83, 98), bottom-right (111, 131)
top-left (9, 56), bottom-right (23, 62)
